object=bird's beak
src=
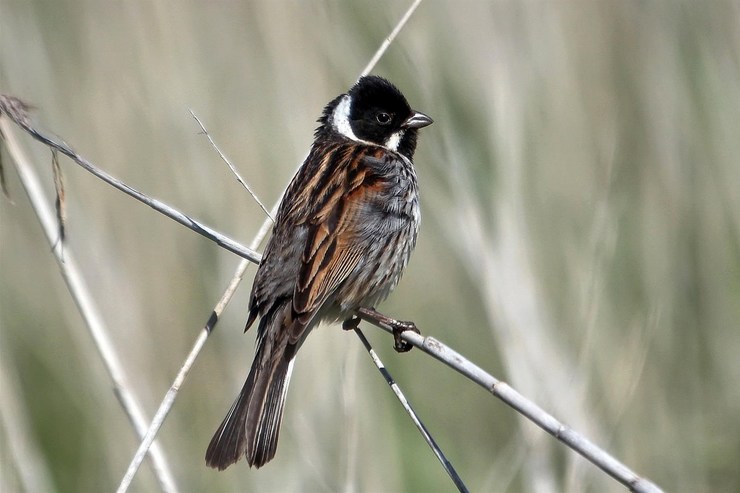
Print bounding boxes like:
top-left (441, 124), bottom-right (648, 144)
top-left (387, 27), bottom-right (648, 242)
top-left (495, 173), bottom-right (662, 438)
top-left (403, 111), bottom-right (433, 129)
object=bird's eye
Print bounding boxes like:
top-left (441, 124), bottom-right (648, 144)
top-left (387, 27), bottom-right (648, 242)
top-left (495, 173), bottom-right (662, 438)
top-left (376, 112), bottom-right (392, 125)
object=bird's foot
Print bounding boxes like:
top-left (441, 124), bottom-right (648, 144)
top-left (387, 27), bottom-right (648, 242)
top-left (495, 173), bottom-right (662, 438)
top-left (391, 319), bottom-right (419, 353)
top-left (353, 307), bottom-right (421, 353)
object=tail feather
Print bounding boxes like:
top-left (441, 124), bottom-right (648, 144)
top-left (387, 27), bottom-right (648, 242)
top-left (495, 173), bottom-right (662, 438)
top-left (205, 336), bottom-right (296, 470)
top-left (249, 357), bottom-right (295, 467)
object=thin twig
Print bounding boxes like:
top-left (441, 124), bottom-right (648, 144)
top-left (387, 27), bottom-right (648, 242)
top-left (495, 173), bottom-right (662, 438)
top-left (355, 308), bottom-right (664, 493)
top-left (116, 205), bottom-right (278, 492)
top-left (116, 267), bottom-right (246, 493)
top-left (115, 176), bottom-right (279, 489)
top-left (0, 114), bottom-right (180, 493)
top-left (188, 109), bottom-right (274, 222)
top-left (353, 327), bottom-right (469, 493)
top-left (115, 165), bottom-right (281, 492)
top-left (0, 96), bottom-right (259, 264)
top-left (360, 0), bottom-right (424, 78)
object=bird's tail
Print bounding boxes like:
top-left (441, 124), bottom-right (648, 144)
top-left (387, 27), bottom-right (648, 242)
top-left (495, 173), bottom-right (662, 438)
top-left (205, 328), bottom-right (296, 470)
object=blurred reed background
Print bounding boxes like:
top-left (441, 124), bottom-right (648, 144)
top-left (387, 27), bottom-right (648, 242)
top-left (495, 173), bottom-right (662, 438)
top-left (2, 1), bottom-right (739, 492)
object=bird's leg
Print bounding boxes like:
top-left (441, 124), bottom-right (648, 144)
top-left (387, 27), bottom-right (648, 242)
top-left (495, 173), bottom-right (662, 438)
top-left (356, 307), bottom-right (421, 353)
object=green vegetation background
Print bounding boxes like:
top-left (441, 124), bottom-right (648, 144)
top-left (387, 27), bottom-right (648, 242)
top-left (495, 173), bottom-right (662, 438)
top-left (2, 1), bottom-right (739, 492)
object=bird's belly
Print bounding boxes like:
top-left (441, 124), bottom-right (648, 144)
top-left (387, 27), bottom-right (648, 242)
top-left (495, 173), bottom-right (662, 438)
top-left (332, 219), bottom-right (418, 317)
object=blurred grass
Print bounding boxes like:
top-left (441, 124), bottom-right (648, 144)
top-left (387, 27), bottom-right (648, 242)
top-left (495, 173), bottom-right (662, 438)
top-left (2, 1), bottom-right (739, 492)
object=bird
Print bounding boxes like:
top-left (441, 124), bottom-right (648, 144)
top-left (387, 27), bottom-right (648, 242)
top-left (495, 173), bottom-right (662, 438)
top-left (205, 75), bottom-right (432, 470)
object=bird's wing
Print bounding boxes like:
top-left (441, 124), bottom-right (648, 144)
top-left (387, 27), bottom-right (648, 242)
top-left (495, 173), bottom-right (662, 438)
top-left (289, 150), bottom-right (391, 341)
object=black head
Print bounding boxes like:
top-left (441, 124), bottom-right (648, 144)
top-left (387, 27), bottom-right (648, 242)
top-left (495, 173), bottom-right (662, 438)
top-left (318, 75), bottom-right (432, 159)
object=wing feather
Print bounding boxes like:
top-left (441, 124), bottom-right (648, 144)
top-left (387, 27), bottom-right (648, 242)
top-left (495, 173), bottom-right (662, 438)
top-left (249, 143), bottom-right (399, 345)
top-left (292, 152), bottom-right (385, 328)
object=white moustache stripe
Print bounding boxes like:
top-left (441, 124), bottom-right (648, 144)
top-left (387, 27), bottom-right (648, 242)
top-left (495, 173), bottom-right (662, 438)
top-left (384, 130), bottom-right (404, 152)
top-left (332, 95), bottom-right (361, 142)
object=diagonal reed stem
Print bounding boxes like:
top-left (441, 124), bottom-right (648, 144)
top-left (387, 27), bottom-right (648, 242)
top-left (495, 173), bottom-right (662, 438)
top-left (353, 327), bottom-right (469, 493)
top-left (0, 116), bottom-right (180, 493)
top-left (355, 308), bottom-right (664, 493)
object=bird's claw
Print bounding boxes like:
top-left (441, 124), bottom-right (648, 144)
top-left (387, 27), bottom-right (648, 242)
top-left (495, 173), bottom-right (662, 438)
top-left (392, 320), bottom-right (420, 353)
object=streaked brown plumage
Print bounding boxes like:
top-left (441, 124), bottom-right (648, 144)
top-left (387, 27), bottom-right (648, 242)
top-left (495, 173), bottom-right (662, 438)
top-left (206, 75), bottom-right (432, 469)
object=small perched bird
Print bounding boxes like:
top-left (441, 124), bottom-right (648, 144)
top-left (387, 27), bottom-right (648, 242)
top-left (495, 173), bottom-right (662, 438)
top-left (205, 75), bottom-right (432, 470)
